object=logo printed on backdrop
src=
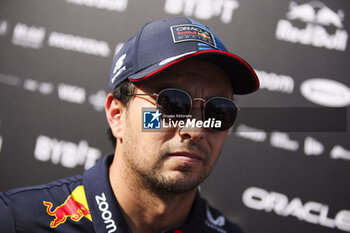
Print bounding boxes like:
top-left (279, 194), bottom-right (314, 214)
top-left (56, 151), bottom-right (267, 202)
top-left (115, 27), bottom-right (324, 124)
top-left (243, 187), bottom-right (350, 232)
top-left (89, 90), bottom-right (107, 112)
top-left (58, 83), bottom-right (86, 104)
top-left (304, 136), bottom-right (324, 156)
top-left (276, 1), bottom-right (348, 51)
top-left (331, 145), bottom-right (350, 162)
top-left (237, 126), bottom-right (349, 160)
top-left (34, 135), bottom-right (101, 170)
top-left (235, 124), bottom-right (267, 142)
top-left (12, 23), bottom-right (46, 49)
top-left (23, 79), bottom-right (55, 95)
top-left (270, 132), bottom-right (299, 151)
top-left (164, 0), bottom-right (239, 24)
top-left (0, 20), bottom-right (9, 36)
top-left (0, 73), bottom-right (22, 87)
top-left (66, 0), bottom-right (128, 12)
top-left (254, 70), bottom-right (294, 94)
top-left (300, 78), bottom-right (350, 107)
top-left (48, 32), bottom-right (110, 57)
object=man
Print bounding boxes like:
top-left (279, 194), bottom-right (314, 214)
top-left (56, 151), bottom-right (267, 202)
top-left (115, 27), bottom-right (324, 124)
top-left (0, 17), bottom-right (258, 233)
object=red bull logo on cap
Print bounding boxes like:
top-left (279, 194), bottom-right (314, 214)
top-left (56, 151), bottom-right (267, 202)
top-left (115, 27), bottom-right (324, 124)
top-left (43, 185), bottom-right (92, 228)
top-left (171, 24), bottom-right (217, 48)
top-left (198, 32), bottom-right (211, 40)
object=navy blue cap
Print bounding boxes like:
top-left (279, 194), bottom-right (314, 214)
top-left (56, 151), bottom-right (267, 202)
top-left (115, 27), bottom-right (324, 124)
top-left (110, 17), bottom-right (259, 95)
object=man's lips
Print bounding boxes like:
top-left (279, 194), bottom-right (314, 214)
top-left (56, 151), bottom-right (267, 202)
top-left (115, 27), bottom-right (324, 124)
top-left (168, 152), bottom-right (204, 163)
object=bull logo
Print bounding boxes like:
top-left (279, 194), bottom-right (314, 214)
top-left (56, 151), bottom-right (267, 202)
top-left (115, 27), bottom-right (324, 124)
top-left (198, 32), bottom-right (211, 40)
top-left (286, 1), bottom-right (344, 28)
top-left (43, 185), bottom-right (92, 228)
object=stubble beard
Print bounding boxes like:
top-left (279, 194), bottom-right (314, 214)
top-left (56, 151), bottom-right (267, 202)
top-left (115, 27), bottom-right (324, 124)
top-left (122, 125), bottom-right (212, 194)
top-left (138, 144), bottom-right (210, 194)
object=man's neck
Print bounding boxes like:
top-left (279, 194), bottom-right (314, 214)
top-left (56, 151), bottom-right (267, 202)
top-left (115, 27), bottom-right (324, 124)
top-left (109, 152), bottom-right (197, 233)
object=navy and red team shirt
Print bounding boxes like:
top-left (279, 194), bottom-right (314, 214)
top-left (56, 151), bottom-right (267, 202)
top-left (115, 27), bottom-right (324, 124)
top-left (0, 154), bottom-right (244, 233)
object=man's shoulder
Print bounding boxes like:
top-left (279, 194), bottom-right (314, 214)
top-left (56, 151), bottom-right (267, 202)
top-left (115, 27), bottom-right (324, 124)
top-left (1, 174), bottom-right (84, 202)
top-left (0, 174), bottom-right (94, 233)
top-left (190, 194), bottom-right (244, 233)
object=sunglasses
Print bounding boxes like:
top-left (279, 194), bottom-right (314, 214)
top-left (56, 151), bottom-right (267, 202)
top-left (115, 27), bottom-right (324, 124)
top-left (130, 88), bottom-right (238, 131)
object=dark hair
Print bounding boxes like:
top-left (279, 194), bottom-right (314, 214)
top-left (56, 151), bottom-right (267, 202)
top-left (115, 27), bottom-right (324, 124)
top-left (108, 80), bottom-right (136, 147)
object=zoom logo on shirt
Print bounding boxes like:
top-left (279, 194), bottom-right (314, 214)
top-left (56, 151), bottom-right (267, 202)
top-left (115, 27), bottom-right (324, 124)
top-left (95, 193), bottom-right (117, 233)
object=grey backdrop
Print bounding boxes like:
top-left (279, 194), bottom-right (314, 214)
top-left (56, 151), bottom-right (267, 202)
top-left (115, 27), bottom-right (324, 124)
top-left (0, 0), bottom-right (349, 233)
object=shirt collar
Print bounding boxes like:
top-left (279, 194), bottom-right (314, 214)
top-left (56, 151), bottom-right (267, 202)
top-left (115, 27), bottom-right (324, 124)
top-left (173, 192), bottom-right (208, 232)
top-left (83, 153), bottom-right (131, 233)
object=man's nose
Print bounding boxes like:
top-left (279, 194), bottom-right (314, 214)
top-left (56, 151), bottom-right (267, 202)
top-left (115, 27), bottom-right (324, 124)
top-left (178, 125), bottom-right (205, 141)
top-left (178, 98), bottom-right (206, 140)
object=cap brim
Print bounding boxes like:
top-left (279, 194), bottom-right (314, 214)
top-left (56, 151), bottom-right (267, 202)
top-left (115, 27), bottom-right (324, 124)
top-left (128, 50), bottom-right (259, 95)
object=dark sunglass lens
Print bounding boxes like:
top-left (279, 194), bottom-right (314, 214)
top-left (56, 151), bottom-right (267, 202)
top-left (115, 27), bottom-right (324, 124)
top-left (205, 98), bottom-right (237, 131)
top-left (157, 89), bottom-right (191, 117)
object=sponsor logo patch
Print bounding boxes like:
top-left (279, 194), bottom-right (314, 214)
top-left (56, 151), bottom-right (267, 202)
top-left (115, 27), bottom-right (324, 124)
top-left (43, 186), bottom-right (91, 228)
top-left (111, 53), bottom-right (127, 83)
top-left (170, 24), bottom-right (216, 48)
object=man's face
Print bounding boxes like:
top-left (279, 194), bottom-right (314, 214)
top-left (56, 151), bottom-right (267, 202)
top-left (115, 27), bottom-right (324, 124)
top-left (121, 59), bottom-right (233, 193)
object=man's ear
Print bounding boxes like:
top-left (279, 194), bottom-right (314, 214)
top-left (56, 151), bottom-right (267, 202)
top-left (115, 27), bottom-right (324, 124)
top-left (105, 94), bottom-right (126, 140)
